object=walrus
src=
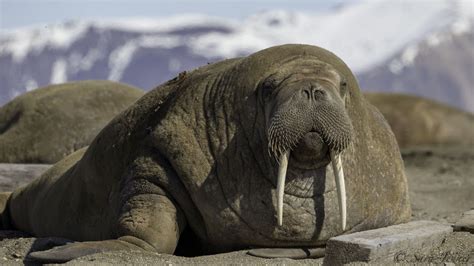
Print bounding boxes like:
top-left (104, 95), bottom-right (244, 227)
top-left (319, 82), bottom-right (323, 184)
top-left (0, 80), bottom-right (144, 163)
top-left (365, 92), bottom-right (474, 148)
top-left (0, 44), bottom-right (410, 262)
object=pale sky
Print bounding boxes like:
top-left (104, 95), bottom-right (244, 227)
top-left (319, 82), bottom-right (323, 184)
top-left (0, 0), bottom-right (353, 30)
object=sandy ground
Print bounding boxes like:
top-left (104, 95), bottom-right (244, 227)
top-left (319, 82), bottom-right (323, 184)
top-left (0, 145), bottom-right (472, 265)
top-left (403, 146), bottom-right (474, 223)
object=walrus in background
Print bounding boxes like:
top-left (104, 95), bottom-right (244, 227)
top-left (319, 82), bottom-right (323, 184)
top-left (0, 44), bottom-right (410, 262)
top-left (0, 80), bottom-right (144, 163)
top-left (365, 92), bottom-right (474, 148)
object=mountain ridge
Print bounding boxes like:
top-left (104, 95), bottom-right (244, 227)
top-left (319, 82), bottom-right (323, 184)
top-left (1, 0), bottom-right (473, 111)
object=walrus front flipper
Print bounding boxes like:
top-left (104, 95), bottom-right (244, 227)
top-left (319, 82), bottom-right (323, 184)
top-left (28, 188), bottom-right (187, 263)
top-left (247, 247), bottom-right (325, 259)
top-left (27, 239), bottom-right (143, 263)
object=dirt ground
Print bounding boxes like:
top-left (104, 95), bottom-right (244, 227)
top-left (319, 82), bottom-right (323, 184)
top-left (403, 145), bottom-right (474, 224)
top-left (0, 145), bottom-right (472, 265)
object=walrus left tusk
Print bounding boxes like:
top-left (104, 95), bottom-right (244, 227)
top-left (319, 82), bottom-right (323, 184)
top-left (277, 150), bottom-right (290, 226)
top-left (330, 149), bottom-right (346, 231)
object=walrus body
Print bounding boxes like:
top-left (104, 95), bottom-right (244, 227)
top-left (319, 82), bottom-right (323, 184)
top-left (365, 92), bottom-right (474, 148)
top-left (0, 80), bottom-right (144, 163)
top-left (0, 45), bottom-right (410, 262)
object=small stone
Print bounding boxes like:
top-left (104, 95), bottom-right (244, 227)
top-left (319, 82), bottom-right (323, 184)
top-left (453, 210), bottom-right (474, 233)
top-left (323, 220), bottom-right (453, 265)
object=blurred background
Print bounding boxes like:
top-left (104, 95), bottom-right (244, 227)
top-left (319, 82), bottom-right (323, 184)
top-left (0, 0), bottom-right (473, 112)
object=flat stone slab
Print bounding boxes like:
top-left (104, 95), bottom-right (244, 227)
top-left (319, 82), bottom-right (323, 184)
top-left (453, 210), bottom-right (474, 233)
top-left (323, 220), bottom-right (453, 265)
top-left (0, 163), bottom-right (52, 192)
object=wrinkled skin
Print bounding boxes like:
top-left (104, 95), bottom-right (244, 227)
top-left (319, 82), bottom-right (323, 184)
top-left (0, 45), bottom-right (411, 263)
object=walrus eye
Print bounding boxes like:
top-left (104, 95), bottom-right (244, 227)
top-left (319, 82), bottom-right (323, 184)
top-left (261, 79), bottom-right (277, 100)
top-left (340, 79), bottom-right (348, 101)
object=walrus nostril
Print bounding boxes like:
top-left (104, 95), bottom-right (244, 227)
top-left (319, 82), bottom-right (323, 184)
top-left (302, 88), bottom-right (325, 100)
top-left (313, 89), bottom-right (325, 99)
top-left (302, 89), bottom-right (311, 100)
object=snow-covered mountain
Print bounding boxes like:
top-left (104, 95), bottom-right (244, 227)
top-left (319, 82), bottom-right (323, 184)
top-left (360, 25), bottom-right (474, 113)
top-left (1, 0), bottom-right (473, 111)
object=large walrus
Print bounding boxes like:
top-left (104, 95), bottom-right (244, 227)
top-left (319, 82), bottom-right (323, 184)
top-left (0, 80), bottom-right (144, 163)
top-left (0, 44), bottom-right (410, 262)
top-left (364, 92), bottom-right (474, 148)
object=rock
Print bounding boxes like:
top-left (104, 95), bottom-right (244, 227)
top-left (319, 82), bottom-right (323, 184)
top-left (453, 210), bottom-right (474, 233)
top-left (323, 220), bottom-right (453, 265)
top-left (0, 164), bottom-right (51, 192)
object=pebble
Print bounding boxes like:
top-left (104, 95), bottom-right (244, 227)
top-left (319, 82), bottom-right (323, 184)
top-left (453, 210), bottom-right (474, 233)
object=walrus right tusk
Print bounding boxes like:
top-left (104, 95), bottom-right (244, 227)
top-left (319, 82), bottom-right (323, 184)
top-left (330, 149), bottom-right (346, 231)
top-left (277, 150), bottom-right (290, 227)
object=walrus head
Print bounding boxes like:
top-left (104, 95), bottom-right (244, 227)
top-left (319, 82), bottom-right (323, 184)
top-left (260, 57), bottom-right (353, 229)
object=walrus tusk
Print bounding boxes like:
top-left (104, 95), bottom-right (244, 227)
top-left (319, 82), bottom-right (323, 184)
top-left (277, 150), bottom-right (290, 226)
top-left (330, 149), bottom-right (346, 231)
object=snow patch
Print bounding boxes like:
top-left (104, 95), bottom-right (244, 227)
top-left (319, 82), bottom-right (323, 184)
top-left (0, 0), bottom-right (472, 81)
top-left (426, 22), bottom-right (472, 48)
top-left (191, 0), bottom-right (459, 72)
top-left (68, 48), bottom-right (103, 73)
top-left (450, 0), bottom-right (473, 34)
top-left (94, 14), bottom-right (237, 32)
top-left (108, 41), bottom-right (138, 81)
top-left (24, 78), bottom-right (38, 92)
top-left (50, 58), bottom-right (68, 84)
top-left (108, 35), bottom-right (181, 80)
top-left (454, 0), bottom-right (474, 20)
top-left (452, 20), bottom-right (472, 34)
top-left (427, 33), bottom-right (442, 46)
top-left (139, 35), bottom-right (181, 49)
top-left (0, 22), bottom-right (89, 63)
top-left (389, 59), bottom-right (403, 75)
top-left (401, 45), bottom-right (419, 66)
top-left (388, 44), bottom-right (420, 74)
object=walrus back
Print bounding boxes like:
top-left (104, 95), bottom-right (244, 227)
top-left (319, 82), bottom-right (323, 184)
top-left (0, 80), bottom-right (144, 164)
top-left (1, 62), bottom-right (239, 239)
top-left (364, 92), bottom-right (474, 148)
